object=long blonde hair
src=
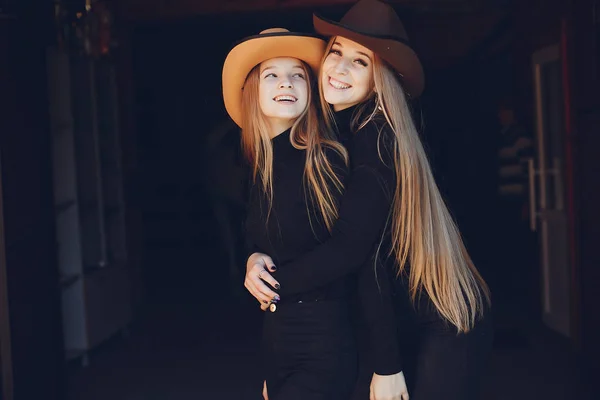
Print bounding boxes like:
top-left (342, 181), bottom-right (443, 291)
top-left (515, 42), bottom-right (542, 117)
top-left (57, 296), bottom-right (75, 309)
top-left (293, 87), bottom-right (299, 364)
top-left (319, 38), bottom-right (490, 333)
top-left (241, 60), bottom-right (348, 232)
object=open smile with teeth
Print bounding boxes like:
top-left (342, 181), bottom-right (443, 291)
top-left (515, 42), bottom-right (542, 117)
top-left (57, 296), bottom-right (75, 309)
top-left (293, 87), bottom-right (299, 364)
top-left (329, 77), bottom-right (351, 90)
top-left (273, 95), bottom-right (297, 103)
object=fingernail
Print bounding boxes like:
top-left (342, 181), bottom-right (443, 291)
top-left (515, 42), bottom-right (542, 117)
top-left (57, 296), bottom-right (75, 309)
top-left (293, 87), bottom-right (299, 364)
top-left (271, 265), bottom-right (277, 271)
top-left (263, 300), bottom-right (269, 304)
top-left (274, 283), bottom-right (280, 290)
top-left (274, 295), bottom-right (281, 302)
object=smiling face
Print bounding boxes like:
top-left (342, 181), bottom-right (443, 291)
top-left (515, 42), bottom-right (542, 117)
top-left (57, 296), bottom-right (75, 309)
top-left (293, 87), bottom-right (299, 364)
top-left (258, 57), bottom-right (309, 136)
top-left (321, 36), bottom-right (375, 111)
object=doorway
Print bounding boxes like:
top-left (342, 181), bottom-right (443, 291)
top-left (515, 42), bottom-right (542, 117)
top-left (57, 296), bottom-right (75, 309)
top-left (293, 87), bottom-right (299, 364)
top-left (530, 43), bottom-right (573, 338)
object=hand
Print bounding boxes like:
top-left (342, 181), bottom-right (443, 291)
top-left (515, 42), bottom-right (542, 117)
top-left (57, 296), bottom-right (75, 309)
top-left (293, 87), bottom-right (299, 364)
top-left (370, 371), bottom-right (409, 400)
top-left (244, 252), bottom-right (280, 308)
top-left (262, 380), bottom-right (269, 400)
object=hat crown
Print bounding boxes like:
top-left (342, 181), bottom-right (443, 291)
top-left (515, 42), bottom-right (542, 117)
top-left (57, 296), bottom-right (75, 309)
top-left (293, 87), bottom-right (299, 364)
top-left (340, 0), bottom-right (408, 41)
top-left (260, 27), bottom-right (291, 35)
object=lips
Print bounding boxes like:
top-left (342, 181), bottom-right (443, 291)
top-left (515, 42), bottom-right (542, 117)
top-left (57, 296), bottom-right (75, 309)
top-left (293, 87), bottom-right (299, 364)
top-left (273, 95), bottom-right (297, 102)
top-left (329, 77), bottom-right (351, 90)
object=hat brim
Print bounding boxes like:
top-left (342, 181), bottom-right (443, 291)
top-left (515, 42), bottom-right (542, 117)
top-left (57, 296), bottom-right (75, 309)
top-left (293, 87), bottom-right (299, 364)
top-left (222, 32), bottom-right (325, 128)
top-left (313, 14), bottom-right (424, 98)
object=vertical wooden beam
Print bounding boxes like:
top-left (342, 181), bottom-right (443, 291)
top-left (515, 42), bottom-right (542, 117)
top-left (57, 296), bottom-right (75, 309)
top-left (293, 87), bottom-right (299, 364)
top-left (0, 15), bottom-right (15, 400)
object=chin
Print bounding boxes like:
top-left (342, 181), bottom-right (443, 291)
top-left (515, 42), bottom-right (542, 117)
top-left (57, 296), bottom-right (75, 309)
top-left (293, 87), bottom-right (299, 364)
top-left (323, 90), bottom-right (340, 105)
top-left (274, 111), bottom-right (302, 120)
top-left (324, 95), bottom-right (347, 108)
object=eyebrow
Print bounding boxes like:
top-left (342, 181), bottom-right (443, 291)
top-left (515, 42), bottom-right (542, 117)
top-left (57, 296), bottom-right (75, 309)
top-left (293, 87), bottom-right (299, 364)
top-left (357, 51), bottom-right (372, 61)
top-left (260, 64), bottom-right (304, 74)
top-left (260, 66), bottom-right (276, 74)
top-left (332, 41), bottom-right (372, 61)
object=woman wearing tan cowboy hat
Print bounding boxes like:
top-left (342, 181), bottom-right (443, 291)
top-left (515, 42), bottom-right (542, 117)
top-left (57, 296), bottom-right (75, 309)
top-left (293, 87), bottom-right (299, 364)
top-left (245, 1), bottom-right (493, 399)
top-left (223, 28), bottom-right (366, 399)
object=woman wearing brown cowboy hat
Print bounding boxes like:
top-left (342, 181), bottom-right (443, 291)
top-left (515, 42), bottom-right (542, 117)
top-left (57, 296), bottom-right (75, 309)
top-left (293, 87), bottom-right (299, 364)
top-left (245, 1), bottom-right (494, 399)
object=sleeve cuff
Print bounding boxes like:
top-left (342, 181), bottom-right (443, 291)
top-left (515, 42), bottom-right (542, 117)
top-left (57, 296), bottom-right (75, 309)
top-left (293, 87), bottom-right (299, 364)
top-left (373, 355), bottom-right (403, 376)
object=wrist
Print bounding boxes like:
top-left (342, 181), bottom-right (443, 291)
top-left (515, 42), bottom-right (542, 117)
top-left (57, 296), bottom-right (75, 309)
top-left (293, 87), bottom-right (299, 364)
top-left (373, 356), bottom-right (402, 377)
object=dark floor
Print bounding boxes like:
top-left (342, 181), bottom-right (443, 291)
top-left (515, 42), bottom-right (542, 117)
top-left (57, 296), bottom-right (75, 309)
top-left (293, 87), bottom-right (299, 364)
top-left (67, 290), bottom-right (592, 400)
top-left (67, 294), bottom-right (266, 400)
top-left (67, 195), bottom-right (592, 399)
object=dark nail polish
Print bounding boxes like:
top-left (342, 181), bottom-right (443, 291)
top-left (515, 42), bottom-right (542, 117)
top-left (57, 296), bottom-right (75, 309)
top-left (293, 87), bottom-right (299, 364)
top-left (274, 295), bottom-right (281, 302)
top-left (274, 283), bottom-right (281, 290)
top-left (263, 300), bottom-right (269, 304)
top-left (271, 265), bottom-right (277, 271)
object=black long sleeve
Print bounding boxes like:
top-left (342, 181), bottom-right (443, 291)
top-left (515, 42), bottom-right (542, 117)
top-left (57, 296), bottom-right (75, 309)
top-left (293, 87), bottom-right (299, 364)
top-left (273, 111), bottom-right (403, 374)
top-left (356, 252), bottom-right (403, 374)
top-left (245, 128), bottom-right (351, 304)
top-left (274, 117), bottom-right (396, 295)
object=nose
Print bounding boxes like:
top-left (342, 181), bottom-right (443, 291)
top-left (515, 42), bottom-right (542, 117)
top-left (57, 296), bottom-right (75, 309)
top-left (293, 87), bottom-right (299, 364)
top-left (279, 77), bottom-right (293, 89)
top-left (333, 58), bottom-right (349, 75)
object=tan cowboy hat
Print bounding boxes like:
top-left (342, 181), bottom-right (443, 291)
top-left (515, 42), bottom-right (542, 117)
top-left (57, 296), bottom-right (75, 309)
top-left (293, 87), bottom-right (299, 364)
top-left (222, 28), bottom-right (326, 128)
top-left (313, 0), bottom-right (424, 98)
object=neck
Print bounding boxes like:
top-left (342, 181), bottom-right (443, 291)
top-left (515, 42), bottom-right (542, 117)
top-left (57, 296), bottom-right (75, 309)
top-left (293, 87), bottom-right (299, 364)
top-left (268, 119), bottom-right (294, 139)
top-left (333, 103), bottom-right (356, 112)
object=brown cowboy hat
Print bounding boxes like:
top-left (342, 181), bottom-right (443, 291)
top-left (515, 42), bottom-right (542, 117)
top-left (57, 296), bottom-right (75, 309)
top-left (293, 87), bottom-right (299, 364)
top-left (222, 28), bottom-right (325, 128)
top-left (313, 0), bottom-right (424, 97)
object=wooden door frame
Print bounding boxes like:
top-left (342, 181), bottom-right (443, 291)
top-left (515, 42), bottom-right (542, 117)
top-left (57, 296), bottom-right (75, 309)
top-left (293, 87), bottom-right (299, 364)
top-left (559, 17), bottom-right (582, 348)
top-left (0, 11), bottom-right (14, 400)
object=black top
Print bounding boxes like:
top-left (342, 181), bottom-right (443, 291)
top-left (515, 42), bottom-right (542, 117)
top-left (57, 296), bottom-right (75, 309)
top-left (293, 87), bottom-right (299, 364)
top-left (245, 128), bottom-right (351, 304)
top-left (271, 105), bottom-right (404, 375)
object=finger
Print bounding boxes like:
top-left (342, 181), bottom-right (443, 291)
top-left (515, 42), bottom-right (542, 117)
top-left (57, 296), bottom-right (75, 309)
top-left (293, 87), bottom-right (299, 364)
top-left (257, 269), bottom-right (280, 290)
top-left (402, 393), bottom-right (409, 400)
top-left (247, 256), bottom-right (264, 275)
top-left (248, 265), bottom-right (280, 301)
top-left (260, 303), bottom-right (269, 311)
top-left (262, 255), bottom-right (277, 272)
top-left (248, 285), bottom-right (273, 305)
top-left (245, 279), bottom-right (273, 304)
top-left (253, 277), bottom-right (280, 301)
top-left (249, 260), bottom-right (265, 274)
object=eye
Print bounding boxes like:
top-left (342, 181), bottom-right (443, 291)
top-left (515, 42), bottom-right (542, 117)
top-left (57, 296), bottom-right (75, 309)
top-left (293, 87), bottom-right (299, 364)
top-left (329, 49), bottom-right (342, 56)
top-left (292, 73), bottom-right (306, 79)
top-left (263, 73), bottom-right (277, 78)
top-left (354, 59), bottom-right (368, 67)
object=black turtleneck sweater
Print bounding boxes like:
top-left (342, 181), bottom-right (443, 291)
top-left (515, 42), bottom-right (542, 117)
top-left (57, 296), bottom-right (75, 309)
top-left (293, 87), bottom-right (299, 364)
top-left (245, 128), bottom-right (352, 304)
top-left (266, 106), bottom-right (403, 375)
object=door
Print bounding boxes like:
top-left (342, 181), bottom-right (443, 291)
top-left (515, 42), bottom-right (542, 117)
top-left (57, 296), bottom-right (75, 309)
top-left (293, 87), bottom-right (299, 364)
top-left (530, 44), bottom-right (571, 337)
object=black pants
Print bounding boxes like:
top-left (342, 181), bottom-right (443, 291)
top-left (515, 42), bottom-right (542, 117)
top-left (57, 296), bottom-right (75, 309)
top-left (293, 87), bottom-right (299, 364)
top-left (409, 311), bottom-right (493, 400)
top-left (263, 300), bottom-right (357, 400)
top-left (352, 308), bottom-right (493, 400)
